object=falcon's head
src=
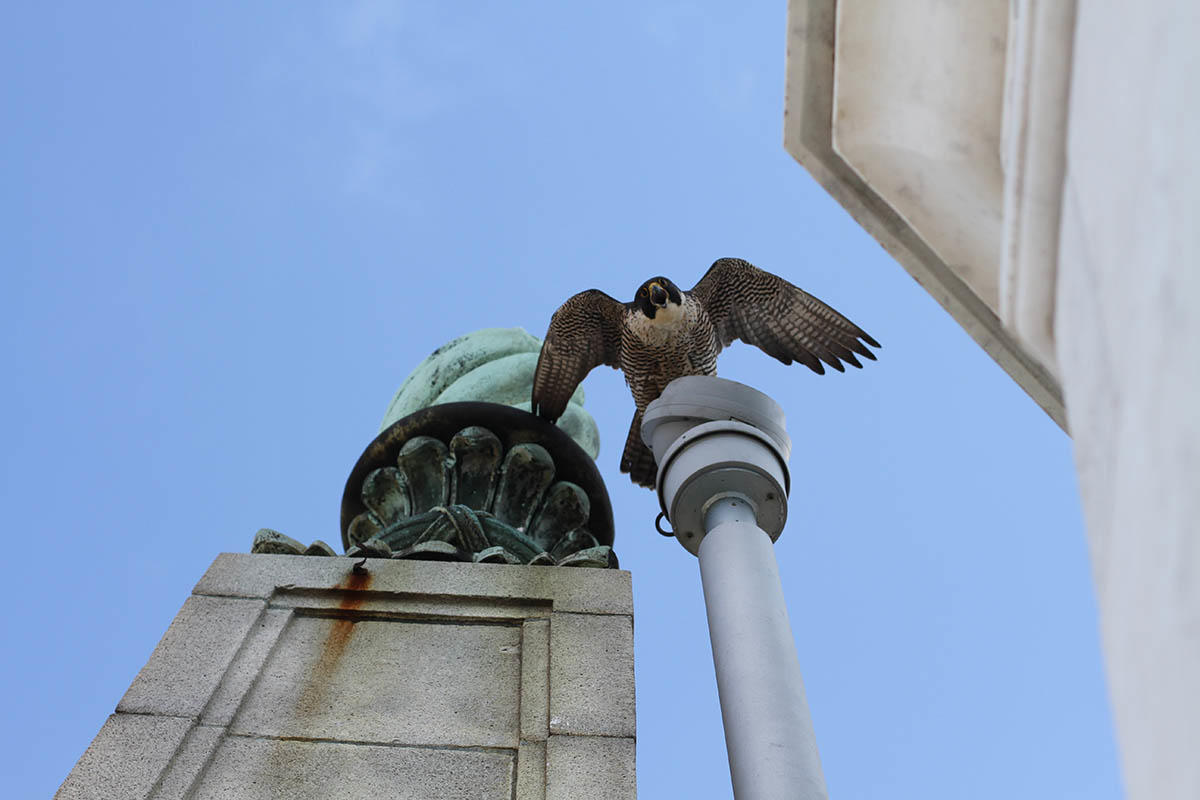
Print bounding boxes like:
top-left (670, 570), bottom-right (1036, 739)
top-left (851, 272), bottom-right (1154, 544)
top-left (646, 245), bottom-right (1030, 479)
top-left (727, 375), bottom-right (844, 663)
top-left (634, 277), bottom-right (683, 319)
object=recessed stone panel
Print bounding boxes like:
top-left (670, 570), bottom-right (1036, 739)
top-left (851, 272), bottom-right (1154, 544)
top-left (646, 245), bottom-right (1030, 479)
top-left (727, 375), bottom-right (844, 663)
top-left (231, 615), bottom-right (522, 748)
top-left (192, 736), bottom-right (514, 800)
top-left (62, 553), bottom-right (636, 798)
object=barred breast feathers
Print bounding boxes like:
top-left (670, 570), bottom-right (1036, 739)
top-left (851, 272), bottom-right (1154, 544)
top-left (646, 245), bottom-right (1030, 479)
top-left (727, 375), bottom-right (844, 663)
top-left (626, 294), bottom-right (699, 346)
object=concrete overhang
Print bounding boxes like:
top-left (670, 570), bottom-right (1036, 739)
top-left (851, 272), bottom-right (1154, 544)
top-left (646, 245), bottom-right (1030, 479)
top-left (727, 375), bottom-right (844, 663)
top-left (784, 0), bottom-right (1074, 429)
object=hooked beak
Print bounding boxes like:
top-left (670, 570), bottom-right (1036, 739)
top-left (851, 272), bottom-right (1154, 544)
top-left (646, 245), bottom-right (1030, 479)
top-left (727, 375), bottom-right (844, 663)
top-left (649, 282), bottom-right (668, 307)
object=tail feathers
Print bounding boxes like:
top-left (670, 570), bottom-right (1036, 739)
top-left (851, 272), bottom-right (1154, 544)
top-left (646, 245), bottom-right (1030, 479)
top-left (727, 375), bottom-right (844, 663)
top-left (619, 410), bottom-right (659, 488)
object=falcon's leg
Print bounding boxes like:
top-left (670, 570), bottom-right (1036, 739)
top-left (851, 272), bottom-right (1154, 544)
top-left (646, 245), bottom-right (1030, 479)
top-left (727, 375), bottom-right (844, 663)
top-left (619, 409), bottom-right (659, 488)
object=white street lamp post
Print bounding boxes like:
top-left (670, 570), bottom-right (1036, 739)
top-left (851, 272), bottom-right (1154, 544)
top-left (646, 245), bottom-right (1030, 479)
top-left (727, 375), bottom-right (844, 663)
top-left (643, 377), bottom-right (828, 800)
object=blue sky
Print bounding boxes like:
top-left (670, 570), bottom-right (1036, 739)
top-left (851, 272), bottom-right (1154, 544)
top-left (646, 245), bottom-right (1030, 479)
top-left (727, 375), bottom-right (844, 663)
top-left (3, 2), bottom-right (1121, 797)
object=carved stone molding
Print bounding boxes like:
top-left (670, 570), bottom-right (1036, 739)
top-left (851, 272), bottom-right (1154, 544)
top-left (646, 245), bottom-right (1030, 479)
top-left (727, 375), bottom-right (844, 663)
top-left (784, 0), bottom-right (1066, 428)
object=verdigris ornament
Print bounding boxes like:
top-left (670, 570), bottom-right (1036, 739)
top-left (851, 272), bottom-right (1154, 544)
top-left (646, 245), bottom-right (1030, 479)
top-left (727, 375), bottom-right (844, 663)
top-left (380, 327), bottom-right (600, 459)
top-left (251, 529), bottom-right (338, 557)
top-left (250, 328), bottom-right (616, 567)
top-left (340, 403), bottom-right (615, 567)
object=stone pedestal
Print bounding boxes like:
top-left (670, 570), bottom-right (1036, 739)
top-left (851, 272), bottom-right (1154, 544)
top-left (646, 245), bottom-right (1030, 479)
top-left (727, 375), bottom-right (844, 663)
top-left (56, 553), bottom-right (636, 800)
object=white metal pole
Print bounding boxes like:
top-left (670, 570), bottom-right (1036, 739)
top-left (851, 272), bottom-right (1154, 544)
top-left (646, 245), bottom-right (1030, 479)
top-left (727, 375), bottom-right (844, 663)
top-left (699, 495), bottom-right (828, 800)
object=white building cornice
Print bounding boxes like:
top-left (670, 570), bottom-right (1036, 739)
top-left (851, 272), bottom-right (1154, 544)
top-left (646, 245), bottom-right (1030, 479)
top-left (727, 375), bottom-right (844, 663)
top-left (784, 0), bottom-right (1068, 429)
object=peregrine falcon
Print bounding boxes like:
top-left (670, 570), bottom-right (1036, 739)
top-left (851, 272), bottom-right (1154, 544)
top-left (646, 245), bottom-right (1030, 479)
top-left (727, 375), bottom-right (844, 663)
top-left (531, 257), bottom-right (880, 487)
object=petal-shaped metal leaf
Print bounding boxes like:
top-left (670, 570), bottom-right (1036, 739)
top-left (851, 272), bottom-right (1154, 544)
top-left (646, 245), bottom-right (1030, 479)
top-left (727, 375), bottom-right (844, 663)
top-left (362, 467), bottom-right (410, 525)
top-left (346, 512), bottom-right (383, 546)
top-left (394, 540), bottom-right (465, 561)
top-left (304, 540), bottom-right (337, 556)
top-left (396, 436), bottom-right (450, 514)
top-left (474, 546), bottom-right (523, 565)
top-left (527, 481), bottom-right (590, 554)
top-left (557, 546), bottom-right (615, 568)
top-left (449, 426), bottom-right (502, 509)
top-left (492, 443), bottom-right (555, 531)
top-left (550, 528), bottom-right (600, 561)
top-left (251, 528), bottom-right (307, 555)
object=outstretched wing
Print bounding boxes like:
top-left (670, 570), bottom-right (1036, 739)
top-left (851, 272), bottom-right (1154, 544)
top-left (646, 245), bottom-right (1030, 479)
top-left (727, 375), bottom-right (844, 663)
top-left (690, 258), bottom-right (880, 374)
top-left (531, 289), bottom-right (627, 421)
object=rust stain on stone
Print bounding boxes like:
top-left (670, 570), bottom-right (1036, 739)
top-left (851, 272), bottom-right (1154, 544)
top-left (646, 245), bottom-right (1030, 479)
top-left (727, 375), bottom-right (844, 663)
top-left (295, 567), bottom-right (373, 718)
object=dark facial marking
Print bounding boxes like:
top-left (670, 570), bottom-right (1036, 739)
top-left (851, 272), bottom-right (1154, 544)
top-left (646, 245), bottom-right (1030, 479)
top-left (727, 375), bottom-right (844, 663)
top-left (635, 276), bottom-right (682, 319)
